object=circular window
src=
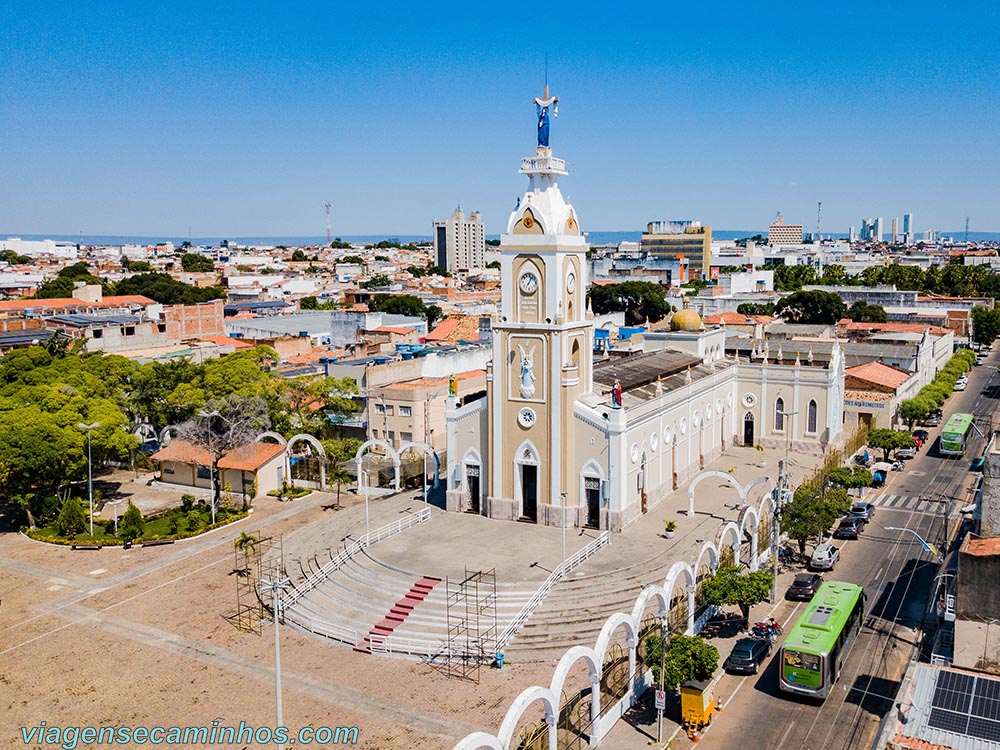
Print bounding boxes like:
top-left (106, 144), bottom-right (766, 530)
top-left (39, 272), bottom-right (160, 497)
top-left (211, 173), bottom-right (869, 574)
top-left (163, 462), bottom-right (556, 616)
top-left (693, 413), bottom-right (701, 428)
top-left (716, 399), bottom-right (722, 415)
top-left (704, 405), bottom-right (712, 421)
top-left (679, 418), bottom-right (688, 435)
top-left (727, 393), bottom-right (734, 407)
top-left (517, 407), bottom-right (536, 428)
top-left (742, 392), bottom-right (757, 408)
top-left (663, 426), bottom-right (673, 445)
top-left (630, 443), bottom-right (639, 463)
top-left (650, 432), bottom-right (659, 452)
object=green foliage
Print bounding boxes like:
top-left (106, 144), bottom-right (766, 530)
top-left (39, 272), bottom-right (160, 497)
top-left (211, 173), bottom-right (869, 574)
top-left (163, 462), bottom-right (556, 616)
top-left (898, 397), bottom-right (932, 428)
top-left (33, 262), bottom-right (107, 299)
top-left (827, 466), bottom-right (874, 489)
top-left (406, 265), bottom-right (427, 277)
top-left (114, 272), bottom-right (225, 304)
top-left (782, 486), bottom-right (851, 554)
top-left (426, 265), bottom-right (452, 277)
top-left (486, 260), bottom-right (501, 269)
top-left (54, 496), bottom-right (88, 538)
top-left (846, 301), bottom-right (888, 323)
top-left (360, 273), bottom-right (390, 290)
top-left (330, 239), bottom-right (353, 249)
top-left (321, 437), bottom-right (363, 462)
top-left (1, 250), bottom-right (32, 265)
top-left (867, 428), bottom-right (916, 460)
top-left (368, 294), bottom-right (427, 319)
top-left (772, 265), bottom-right (818, 292)
top-left (775, 290), bottom-right (846, 324)
top-left (425, 304), bottom-right (444, 326)
top-left (127, 260), bottom-right (152, 272)
top-left (180, 253), bottom-right (215, 273)
top-left (735, 302), bottom-right (776, 316)
top-left (642, 634), bottom-right (719, 690)
top-left (290, 249), bottom-right (307, 262)
top-left (972, 306), bottom-right (1000, 346)
top-left (701, 566), bottom-right (774, 625)
top-left (587, 281), bottom-right (672, 326)
top-left (119, 501), bottom-right (145, 542)
top-left (339, 254), bottom-right (365, 264)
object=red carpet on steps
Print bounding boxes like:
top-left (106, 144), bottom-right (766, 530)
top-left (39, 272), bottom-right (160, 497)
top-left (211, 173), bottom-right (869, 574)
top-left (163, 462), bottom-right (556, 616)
top-left (355, 576), bottom-right (442, 653)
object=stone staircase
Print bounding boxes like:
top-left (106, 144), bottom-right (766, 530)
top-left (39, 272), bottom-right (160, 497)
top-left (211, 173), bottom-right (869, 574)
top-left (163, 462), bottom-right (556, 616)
top-left (284, 548), bottom-right (537, 659)
top-left (502, 544), bottom-right (680, 663)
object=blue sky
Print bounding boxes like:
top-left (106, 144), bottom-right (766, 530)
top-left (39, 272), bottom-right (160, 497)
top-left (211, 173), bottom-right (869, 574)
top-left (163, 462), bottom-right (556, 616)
top-left (3, 1), bottom-right (999, 238)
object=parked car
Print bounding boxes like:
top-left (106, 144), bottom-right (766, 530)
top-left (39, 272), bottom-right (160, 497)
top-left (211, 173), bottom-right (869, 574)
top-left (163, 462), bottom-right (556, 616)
top-left (925, 414), bottom-right (941, 427)
top-left (850, 501), bottom-right (876, 521)
top-left (810, 543), bottom-right (841, 570)
top-left (896, 446), bottom-right (917, 459)
top-left (834, 518), bottom-right (865, 539)
top-left (912, 429), bottom-right (929, 448)
top-left (724, 637), bottom-right (772, 675)
top-left (975, 358), bottom-right (984, 366)
top-left (954, 381), bottom-right (967, 391)
top-left (786, 572), bottom-right (824, 601)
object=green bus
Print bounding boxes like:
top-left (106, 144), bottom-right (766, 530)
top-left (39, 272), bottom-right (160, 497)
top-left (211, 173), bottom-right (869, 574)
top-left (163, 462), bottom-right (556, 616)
top-left (779, 581), bottom-right (866, 700)
top-left (940, 413), bottom-right (975, 457)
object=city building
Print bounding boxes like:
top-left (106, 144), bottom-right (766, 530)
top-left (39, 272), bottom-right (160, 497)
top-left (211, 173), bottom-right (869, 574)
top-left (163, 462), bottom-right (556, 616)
top-left (767, 214), bottom-right (803, 245)
top-left (903, 213), bottom-right (914, 244)
top-left (432, 207), bottom-right (486, 273)
top-left (640, 220), bottom-right (711, 282)
top-left (892, 217), bottom-right (899, 244)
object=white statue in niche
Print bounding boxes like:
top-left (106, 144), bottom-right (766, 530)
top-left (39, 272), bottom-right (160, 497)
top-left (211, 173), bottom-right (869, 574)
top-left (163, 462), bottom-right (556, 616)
top-left (517, 343), bottom-right (537, 399)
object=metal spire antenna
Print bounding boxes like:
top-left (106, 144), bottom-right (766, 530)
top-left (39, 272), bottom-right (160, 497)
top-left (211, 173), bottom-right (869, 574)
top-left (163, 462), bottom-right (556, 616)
top-left (325, 203), bottom-right (332, 244)
top-left (816, 201), bottom-right (823, 243)
top-left (965, 216), bottom-right (970, 244)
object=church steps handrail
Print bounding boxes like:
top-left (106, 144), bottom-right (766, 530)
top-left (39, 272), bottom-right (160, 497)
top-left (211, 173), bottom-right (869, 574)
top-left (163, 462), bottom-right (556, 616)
top-left (283, 507), bottom-right (432, 608)
top-left (495, 530), bottom-right (610, 652)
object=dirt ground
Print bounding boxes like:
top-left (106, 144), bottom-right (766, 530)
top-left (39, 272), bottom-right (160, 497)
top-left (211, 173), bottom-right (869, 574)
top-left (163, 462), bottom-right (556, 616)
top-left (0, 486), bottom-right (553, 750)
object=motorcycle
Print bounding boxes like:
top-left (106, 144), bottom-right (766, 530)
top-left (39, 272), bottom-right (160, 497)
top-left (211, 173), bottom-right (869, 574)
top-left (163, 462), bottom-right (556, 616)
top-left (891, 460), bottom-right (905, 471)
top-left (750, 620), bottom-right (783, 642)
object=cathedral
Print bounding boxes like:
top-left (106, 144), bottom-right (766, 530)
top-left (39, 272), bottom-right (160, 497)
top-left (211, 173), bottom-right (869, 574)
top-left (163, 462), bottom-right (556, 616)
top-left (444, 88), bottom-right (845, 532)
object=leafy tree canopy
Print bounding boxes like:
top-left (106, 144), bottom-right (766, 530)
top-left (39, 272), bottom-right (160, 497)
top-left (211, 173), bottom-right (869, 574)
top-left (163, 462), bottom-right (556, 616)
top-left (867, 428), bottom-right (915, 460)
top-left (642, 634), bottom-right (719, 691)
top-left (369, 294), bottom-right (426, 319)
top-left (847, 300), bottom-right (888, 323)
top-left (701, 565), bottom-right (774, 627)
top-left (180, 253), bottom-right (216, 273)
top-left (735, 302), bottom-right (776, 316)
top-left (588, 281), bottom-right (672, 326)
top-left (114, 273), bottom-right (225, 305)
top-left (775, 290), bottom-right (846, 324)
top-left (360, 273), bottom-right (391, 290)
top-left (119, 501), bottom-right (145, 542)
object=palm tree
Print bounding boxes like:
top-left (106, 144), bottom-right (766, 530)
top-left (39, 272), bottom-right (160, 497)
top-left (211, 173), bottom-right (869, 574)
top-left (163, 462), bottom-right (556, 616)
top-left (234, 532), bottom-right (259, 556)
top-left (328, 467), bottom-right (352, 509)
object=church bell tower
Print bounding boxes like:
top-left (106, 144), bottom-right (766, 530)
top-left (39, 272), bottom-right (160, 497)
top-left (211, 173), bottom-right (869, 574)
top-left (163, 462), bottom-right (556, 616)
top-left (484, 86), bottom-right (594, 527)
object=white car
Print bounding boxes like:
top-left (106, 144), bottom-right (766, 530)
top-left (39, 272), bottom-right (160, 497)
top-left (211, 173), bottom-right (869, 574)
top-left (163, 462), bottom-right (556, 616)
top-left (954, 381), bottom-right (968, 391)
top-left (810, 543), bottom-right (840, 571)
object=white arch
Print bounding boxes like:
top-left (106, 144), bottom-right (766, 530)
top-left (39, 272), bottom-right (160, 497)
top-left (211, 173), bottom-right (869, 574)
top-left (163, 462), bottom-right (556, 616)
top-left (549, 645), bottom-right (601, 698)
top-left (496, 685), bottom-right (558, 750)
top-left (738, 505), bottom-right (761, 570)
top-left (687, 469), bottom-right (746, 517)
top-left (354, 439), bottom-right (402, 492)
top-left (693, 540), bottom-right (720, 578)
top-left (593, 613), bottom-right (637, 666)
top-left (744, 474), bottom-right (772, 503)
top-left (287, 433), bottom-right (326, 488)
top-left (716, 521), bottom-right (742, 566)
top-left (631, 584), bottom-right (669, 624)
top-left (255, 431), bottom-right (288, 446)
top-left (398, 441), bottom-right (441, 489)
top-left (132, 422), bottom-right (157, 443)
top-left (159, 425), bottom-right (178, 445)
top-left (513, 440), bottom-right (540, 518)
top-left (451, 733), bottom-right (503, 750)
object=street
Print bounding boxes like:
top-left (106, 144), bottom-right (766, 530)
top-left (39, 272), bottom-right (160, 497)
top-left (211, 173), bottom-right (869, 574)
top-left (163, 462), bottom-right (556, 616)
top-left (691, 349), bottom-right (996, 750)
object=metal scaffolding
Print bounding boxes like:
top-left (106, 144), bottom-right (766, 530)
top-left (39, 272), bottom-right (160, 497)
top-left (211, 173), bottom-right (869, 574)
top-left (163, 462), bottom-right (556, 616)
top-left (444, 568), bottom-right (497, 683)
top-left (224, 531), bottom-right (283, 635)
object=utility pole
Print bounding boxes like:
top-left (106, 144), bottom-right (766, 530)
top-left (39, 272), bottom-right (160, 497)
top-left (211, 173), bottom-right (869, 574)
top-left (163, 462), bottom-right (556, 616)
top-left (325, 203), bottom-right (332, 244)
top-left (78, 422), bottom-right (100, 537)
top-left (260, 577), bottom-right (290, 750)
top-left (656, 613), bottom-right (667, 742)
top-left (816, 201), bottom-right (823, 244)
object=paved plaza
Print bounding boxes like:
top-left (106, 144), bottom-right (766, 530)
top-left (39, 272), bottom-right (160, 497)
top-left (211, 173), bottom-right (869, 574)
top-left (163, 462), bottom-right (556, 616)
top-left (1, 444), bottom-right (825, 749)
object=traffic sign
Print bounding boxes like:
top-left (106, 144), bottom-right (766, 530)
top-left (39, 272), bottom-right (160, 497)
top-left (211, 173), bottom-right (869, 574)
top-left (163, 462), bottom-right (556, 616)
top-left (655, 689), bottom-right (666, 710)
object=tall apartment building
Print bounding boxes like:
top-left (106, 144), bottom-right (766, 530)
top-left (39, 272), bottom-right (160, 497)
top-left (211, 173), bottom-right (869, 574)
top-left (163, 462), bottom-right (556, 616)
top-left (903, 213), bottom-right (914, 244)
top-left (432, 207), bottom-right (486, 273)
top-left (640, 220), bottom-right (711, 282)
top-left (891, 217), bottom-right (899, 244)
top-left (860, 217), bottom-right (885, 243)
top-left (767, 213), bottom-right (803, 245)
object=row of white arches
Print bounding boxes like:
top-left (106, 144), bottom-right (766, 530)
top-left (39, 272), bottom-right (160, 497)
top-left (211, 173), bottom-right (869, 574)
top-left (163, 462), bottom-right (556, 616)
top-left (453, 480), bottom-right (779, 750)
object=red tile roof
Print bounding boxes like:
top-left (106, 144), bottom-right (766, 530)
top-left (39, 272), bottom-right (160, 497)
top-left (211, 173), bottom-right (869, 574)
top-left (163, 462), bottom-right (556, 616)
top-left (196, 335), bottom-right (254, 349)
top-left (425, 314), bottom-right (480, 343)
top-left (844, 361), bottom-right (911, 389)
top-left (843, 321), bottom-right (951, 336)
top-left (704, 311), bottom-right (774, 325)
top-left (0, 295), bottom-right (156, 312)
top-left (151, 439), bottom-right (285, 472)
top-left (374, 326), bottom-right (416, 335)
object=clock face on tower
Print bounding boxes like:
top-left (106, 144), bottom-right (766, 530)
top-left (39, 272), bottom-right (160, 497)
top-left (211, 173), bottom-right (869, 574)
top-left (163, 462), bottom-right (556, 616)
top-left (566, 271), bottom-right (576, 293)
top-left (519, 271), bottom-right (539, 294)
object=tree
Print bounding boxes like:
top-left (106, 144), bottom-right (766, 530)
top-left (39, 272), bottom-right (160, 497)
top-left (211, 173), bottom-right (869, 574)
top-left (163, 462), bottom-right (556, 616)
top-left (425, 304), bottom-right (444, 326)
top-left (406, 265), bottom-right (427, 277)
top-left (115, 272), bottom-right (225, 304)
top-left (33, 262), bottom-right (107, 299)
top-left (290, 249), bottom-right (307, 262)
top-left (642, 634), bottom-right (719, 691)
top-left (299, 295), bottom-right (319, 310)
top-left (588, 281), bottom-right (672, 326)
top-left (735, 302), bottom-right (776, 316)
top-left (340, 254), bottom-right (365, 265)
top-left (781, 488), bottom-right (849, 556)
top-left (119, 501), bottom-right (145, 542)
top-left (827, 466), bottom-right (874, 490)
top-left (180, 253), bottom-right (215, 273)
top-left (54, 496), bottom-right (88, 539)
top-left (972, 306), bottom-right (1000, 346)
top-left (128, 260), bottom-right (152, 272)
top-left (234, 531), bottom-right (259, 555)
top-left (177, 395), bottom-right (271, 518)
top-left (774, 290), bottom-right (846, 325)
top-left (361, 273), bottom-right (390, 290)
top-left (773, 265), bottom-right (818, 292)
top-left (427, 265), bottom-right (452, 277)
top-left (328, 467), bottom-right (351, 508)
top-left (701, 566), bottom-right (774, 629)
top-left (369, 294), bottom-right (427, 319)
top-left (867, 428), bottom-right (915, 461)
top-left (846, 301), bottom-right (888, 323)
top-left (486, 260), bottom-right (501, 269)
top-left (898, 397), bottom-right (931, 429)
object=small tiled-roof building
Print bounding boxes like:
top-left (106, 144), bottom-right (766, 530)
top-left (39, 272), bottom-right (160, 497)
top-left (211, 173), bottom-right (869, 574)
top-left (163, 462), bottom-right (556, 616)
top-left (150, 439), bottom-right (286, 499)
top-left (842, 361), bottom-right (918, 431)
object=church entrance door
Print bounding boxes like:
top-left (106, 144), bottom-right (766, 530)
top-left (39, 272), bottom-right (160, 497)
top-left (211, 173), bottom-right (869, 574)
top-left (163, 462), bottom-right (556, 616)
top-left (521, 464), bottom-right (538, 522)
top-left (466, 465), bottom-right (481, 514)
top-left (585, 477), bottom-right (601, 528)
top-left (743, 412), bottom-right (755, 446)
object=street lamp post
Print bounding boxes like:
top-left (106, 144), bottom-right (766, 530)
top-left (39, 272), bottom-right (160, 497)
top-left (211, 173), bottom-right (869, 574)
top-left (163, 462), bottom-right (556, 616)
top-left (77, 422), bottom-right (100, 537)
top-left (560, 492), bottom-right (568, 575)
top-left (885, 526), bottom-right (944, 562)
top-left (362, 469), bottom-right (370, 538)
top-left (107, 498), bottom-right (122, 537)
top-left (260, 577), bottom-right (289, 750)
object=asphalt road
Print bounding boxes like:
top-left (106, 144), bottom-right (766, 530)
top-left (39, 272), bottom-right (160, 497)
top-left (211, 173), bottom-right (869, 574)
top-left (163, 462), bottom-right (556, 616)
top-left (692, 348), bottom-right (997, 750)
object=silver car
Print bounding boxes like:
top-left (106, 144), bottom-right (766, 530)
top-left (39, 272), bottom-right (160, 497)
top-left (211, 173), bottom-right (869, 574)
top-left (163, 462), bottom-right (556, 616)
top-left (810, 543), bottom-right (840, 571)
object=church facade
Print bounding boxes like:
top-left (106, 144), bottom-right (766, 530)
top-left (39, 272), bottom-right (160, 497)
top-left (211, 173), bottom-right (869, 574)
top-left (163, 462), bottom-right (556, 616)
top-left (444, 90), bottom-right (845, 532)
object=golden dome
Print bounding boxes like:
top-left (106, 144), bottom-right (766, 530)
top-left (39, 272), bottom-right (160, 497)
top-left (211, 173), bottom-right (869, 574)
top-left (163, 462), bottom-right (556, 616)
top-left (670, 307), bottom-right (703, 331)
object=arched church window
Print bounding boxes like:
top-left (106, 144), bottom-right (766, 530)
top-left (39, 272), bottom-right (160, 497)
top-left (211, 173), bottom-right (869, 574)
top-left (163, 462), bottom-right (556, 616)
top-left (775, 398), bottom-right (784, 432)
top-left (807, 400), bottom-right (818, 433)
top-left (571, 339), bottom-right (580, 369)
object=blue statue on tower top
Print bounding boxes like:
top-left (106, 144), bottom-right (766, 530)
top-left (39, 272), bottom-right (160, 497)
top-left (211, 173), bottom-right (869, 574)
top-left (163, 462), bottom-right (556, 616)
top-left (534, 86), bottom-right (558, 148)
